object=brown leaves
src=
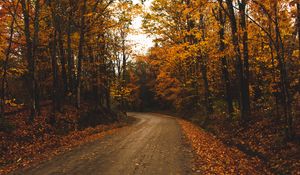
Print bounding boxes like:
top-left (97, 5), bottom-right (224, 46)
top-left (178, 119), bottom-right (272, 175)
top-left (0, 106), bottom-right (128, 174)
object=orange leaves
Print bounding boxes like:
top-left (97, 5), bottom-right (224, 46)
top-left (178, 119), bottom-right (272, 175)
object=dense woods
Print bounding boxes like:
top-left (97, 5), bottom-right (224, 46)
top-left (0, 0), bottom-right (140, 122)
top-left (0, 0), bottom-right (299, 174)
top-left (137, 0), bottom-right (299, 139)
top-left (135, 0), bottom-right (299, 173)
top-left (0, 0), bottom-right (141, 172)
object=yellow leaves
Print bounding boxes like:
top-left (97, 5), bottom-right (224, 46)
top-left (155, 70), bottom-right (181, 101)
top-left (292, 50), bottom-right (299, 57)
top-left (110, 79), bottom-right (137, 102)
top-left (72, 32), bottom-right (80, 40)
top-left (8, 67), bottom-right (26, 76)
top-left (84, 12), bottom-right (93, 17)
top-left (5, 99), bottom-right (23, 107)
top-left (182, 7), bottom-right (193, 16)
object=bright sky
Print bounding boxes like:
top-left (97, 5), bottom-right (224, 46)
top-left (127, 0), bottom-right (154, 55)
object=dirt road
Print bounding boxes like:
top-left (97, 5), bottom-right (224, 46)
top-left (12, 113), bottom-right (194, 175)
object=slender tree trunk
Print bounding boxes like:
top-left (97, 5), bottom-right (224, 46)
top-left (239, 0), bottom-right (251, 120)
top-left (121, 29), bottom-right (127, 82)
top-left (50, 30), bottom-right (58, 125)
top-left (218, 7), bottom-right (234, 116)
top-left (121, 29), bottom-right (127, 110)
top-left (67, 1), bottom-right (74, 96)
top-left (273, 1), bottom-right (294, 139)
top-left (88, 45), bottom-right (100, 109)
top-left (297, 2), bottom-right (300, 93)
top-left (76, 0), bottom-right (87, 109)
top-left (105, 63), bottom-right (111, 110)
top-left (199, 15), bottom-right (213, 115)
top-left (200, 58), bottom-right (213, 115)
top-left (21, 0), bottom-right (37, 122)
top-left (267, 14), bottom-right (280, 118)
top-left (58, 22), bottom-right (68, 97)
top-left (96, 34), bottom-right (106, 109)
top-left (226, 0), bottom-right (248, 121)
top-left (49, 1), bottom-right (61, 124)
top-left (122, 49), bottom-right (127, 82)
top-left (297, 2), bottom-right (300, 58)
top-left (106, 84), bottom-right (111, 110)
top-left (32, 0), bottom-right (40, 114)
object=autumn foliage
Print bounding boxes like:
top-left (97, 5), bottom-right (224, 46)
top-left (0, 0), bottom-right (140, 173)
top-left (128, 0), bottom-right (300, 174)
top-left (0, 0), bottom-right (299, 174)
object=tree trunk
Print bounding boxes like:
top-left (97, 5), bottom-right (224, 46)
top-left (49, 1), bottom-right (62, 124)
top-left (199, 14), bottom-right (213, 115)
top-left (76, 0), bottom-right (87, 109)
top-left (297, 2), bottom-right (300, 94)
top-left (67, 1), bottom-right (74, 96)
top-left (273, 0), bottom-right (294, 140)
top-left (218, 7), bottom-right (234, 116)
top-left (21, 0), bottom-right (37, 122)
top-left (226, 0), bottom-right (248, 121)
top-left (267, 13), bottom-right (280, 118)
top-left (121, 29), bottom-right (127, 110)
top-left (239, 0), bottom-right (251, 121)
top-left (200, 58), bottom-right (213, 115)
top-left (58, 21), bottom-right (68, 97)
top-left (50, 29), bottom-right (58, 125)
top-left (105, 62), bottom-right (111, 111)
top-left (32, 0), bottom-right (41, 114)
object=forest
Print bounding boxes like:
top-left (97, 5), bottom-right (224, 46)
top-left (0, 0), bottom-right (299, 174)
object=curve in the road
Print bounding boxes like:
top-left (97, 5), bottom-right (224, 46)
top-left (12, 112), bottom-right (195, 175)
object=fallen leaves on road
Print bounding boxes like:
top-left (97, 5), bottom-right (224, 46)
top-left (178, 119), bottom-right (272, 175)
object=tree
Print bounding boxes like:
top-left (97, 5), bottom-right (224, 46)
top-left (213, 1), bottom-right (234, 116)
top-left (21, 0), bottom-right (39, 122)
top-left (141, 0), bottom-right (298, 139)
top-left (76, 0), bottom-right (87, 109)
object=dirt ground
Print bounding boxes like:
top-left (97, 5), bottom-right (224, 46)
top-left (11, 112), bottom-right (195, 175)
